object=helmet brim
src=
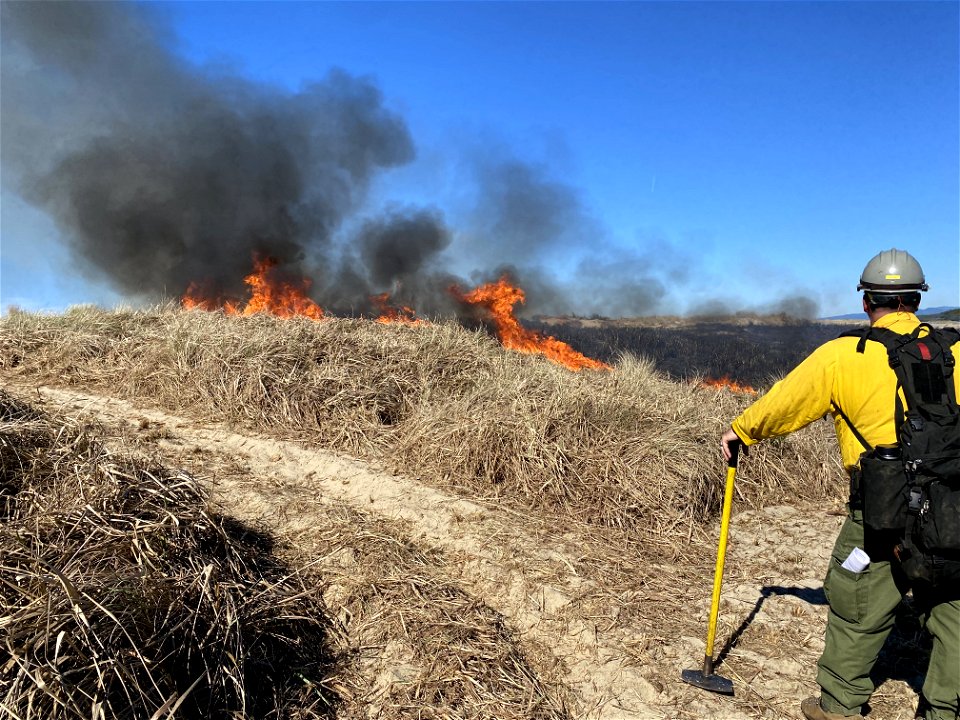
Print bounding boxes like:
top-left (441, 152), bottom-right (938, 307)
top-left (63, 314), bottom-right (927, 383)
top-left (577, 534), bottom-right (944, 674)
top-left (857, 282), bottom-right (929, 293)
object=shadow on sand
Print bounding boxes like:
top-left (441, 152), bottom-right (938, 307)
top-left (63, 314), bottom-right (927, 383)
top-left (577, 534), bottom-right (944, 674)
top-left (714, 584), bottom-right (930, 700)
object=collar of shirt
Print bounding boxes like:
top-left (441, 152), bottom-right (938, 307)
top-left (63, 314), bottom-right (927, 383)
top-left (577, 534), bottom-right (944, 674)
top-left (872, 311), bottom-right (920, 333)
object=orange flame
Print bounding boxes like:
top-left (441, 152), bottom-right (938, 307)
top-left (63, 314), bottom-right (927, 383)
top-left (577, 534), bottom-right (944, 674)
top-left (701, 376), bottom-right (757, 395)
top-left (372, 292), bottom-right (423, 325)
top-left (452, 277), bottom-right (610, 372)
top-left (182, 256), bottom-right (324, 319)
top-left (181, 282), bottom-right (228, 312)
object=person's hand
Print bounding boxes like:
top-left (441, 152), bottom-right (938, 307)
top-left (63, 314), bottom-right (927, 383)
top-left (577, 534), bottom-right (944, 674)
top-left (721, 427), bottom-right (745, 463)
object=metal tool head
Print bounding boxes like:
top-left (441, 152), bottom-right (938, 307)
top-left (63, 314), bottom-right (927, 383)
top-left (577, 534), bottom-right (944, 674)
top-left (680, 668), bottom-right (734, 695)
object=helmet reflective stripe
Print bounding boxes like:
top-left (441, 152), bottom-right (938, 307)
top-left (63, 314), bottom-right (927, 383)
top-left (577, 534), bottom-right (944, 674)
top-left (857, 248), bottom-right (928, 293)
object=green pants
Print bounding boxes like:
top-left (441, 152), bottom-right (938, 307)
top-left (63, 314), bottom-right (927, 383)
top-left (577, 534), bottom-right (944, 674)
top-left (818, 513), bottom-right (960, 719)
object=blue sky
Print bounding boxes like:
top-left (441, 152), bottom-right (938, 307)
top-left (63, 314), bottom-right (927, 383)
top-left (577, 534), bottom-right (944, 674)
top-left (2, 1), bottom-right (957, 317)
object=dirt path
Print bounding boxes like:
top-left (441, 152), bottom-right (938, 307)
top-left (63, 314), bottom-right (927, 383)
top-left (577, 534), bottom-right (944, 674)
top-left (13, 383), bottom-right (925, 720)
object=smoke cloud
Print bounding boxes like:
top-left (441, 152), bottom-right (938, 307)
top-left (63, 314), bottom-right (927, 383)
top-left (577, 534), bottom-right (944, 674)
top-left (1, 2), bottom-right (818, 320)
top-left (2, 2), bottom-right (414, 302)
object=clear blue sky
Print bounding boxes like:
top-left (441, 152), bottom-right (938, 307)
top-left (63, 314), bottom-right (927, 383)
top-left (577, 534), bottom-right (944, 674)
top-left (2, 1), bottom-right (957, 316)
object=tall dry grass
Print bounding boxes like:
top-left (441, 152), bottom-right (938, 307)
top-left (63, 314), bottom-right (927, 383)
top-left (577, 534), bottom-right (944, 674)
top-left (1, 388), bottom-right (571, 719)
top-left (0, 390), bottom-right (340, 719)
top-left (0, 305), bottom-right (846, 539)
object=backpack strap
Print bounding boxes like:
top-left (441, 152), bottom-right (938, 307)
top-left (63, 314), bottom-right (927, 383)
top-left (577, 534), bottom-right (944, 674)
top-left (838, 326), bottom-right (911, 442)
top-left (842, 323), bottom-right (960, 443)
top-left (838, 326), bottom-right (871, 353)
top-left (868, 327), bottom-right (917, 439)
top-left (832, 401), bottom-right (873, 454)
top-left (928, 326), bottom-right (960, 407)
top-left (839, 325), bottom-right (907, 357)
top-left (839, 325), bottom-right (908, 358)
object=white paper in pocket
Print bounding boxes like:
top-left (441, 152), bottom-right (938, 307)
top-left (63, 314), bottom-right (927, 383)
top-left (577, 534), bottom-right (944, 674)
top-left (840, 546), bottom-right (871, 573)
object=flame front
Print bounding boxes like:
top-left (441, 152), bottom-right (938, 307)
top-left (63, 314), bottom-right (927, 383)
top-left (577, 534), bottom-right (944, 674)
top-left (702, 376), bottom-right (757, 395)
top-left (185, 263), bottom-right (608, 371)
top-left (372, 293), bottom-right (422, 325)
top-left (452, 277), bottom-right (610, 372)
top-left (183, 256), bottom-right (324, 319)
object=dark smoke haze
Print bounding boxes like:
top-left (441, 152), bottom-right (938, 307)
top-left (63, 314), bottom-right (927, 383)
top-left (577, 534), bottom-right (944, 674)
top-left (1, 2), bottom-right (818, 320)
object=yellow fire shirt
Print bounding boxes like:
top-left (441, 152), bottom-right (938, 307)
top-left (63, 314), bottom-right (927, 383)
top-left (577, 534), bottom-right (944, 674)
top-left (731, 312), bottom-right (960, 470)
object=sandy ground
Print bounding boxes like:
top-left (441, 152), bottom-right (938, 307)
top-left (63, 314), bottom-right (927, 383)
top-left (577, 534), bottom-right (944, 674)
top-left (6, 382), bottom-right (927, 720)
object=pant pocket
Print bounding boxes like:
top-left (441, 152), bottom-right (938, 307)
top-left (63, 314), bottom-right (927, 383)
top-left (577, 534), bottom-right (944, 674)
top-left (825, 557), bottom-right (866, 624)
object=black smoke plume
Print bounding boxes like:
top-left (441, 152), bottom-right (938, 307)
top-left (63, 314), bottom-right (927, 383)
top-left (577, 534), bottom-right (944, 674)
top-left (2, 2), bottom-right (415, 302)
top-left (1, 2), bottom-right (818, 320)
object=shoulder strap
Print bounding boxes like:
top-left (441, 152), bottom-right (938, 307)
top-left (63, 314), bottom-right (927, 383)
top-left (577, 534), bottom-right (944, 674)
top-left (838, 325), bottom-right (905, 356)
top-left (838, 323), bottom-right (960, 445)
top-left (838, 326), bottom-right (870, 353)
top-left (837, 325), bottom-right (913, 445)
top-left (928, 326), bottom-right (960, 407)
top-left (832, 401), bottom-right (873, 454)
top-left (938, 326), bottom-right (960, 344)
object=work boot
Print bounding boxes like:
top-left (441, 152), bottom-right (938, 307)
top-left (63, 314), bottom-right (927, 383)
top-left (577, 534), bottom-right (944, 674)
top-left (800, 697), bottom-right (864, 720)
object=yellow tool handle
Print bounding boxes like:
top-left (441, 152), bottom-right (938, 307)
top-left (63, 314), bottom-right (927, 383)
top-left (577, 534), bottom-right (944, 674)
top-left (703, 441), bottom-right (740, 671)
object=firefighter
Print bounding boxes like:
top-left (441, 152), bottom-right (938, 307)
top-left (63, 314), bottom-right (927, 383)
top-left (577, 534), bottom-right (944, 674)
top-left (720, 249), bottom-right (960, 720)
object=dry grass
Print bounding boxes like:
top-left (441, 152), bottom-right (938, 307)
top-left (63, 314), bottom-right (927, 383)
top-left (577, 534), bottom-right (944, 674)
top-left (0, 306), bottom-right (860, 719)
top-left (298, 507), bottom-right (570, 720)
top-left (0, 305), bottom-right (846, 542)
top-left (0, 391), bottom-right (339, 719)
top-left (1, 390), bottom-right (571, 720)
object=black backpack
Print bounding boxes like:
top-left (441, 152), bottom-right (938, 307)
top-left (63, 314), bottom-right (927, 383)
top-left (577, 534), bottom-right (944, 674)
top-left (836, 322), bottom-right (960, 588)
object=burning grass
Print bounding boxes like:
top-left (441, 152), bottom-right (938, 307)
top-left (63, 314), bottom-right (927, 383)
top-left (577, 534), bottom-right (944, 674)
top-left (0, 305), bottom-right (846, 542)
top-left (183, 255), bottom-right (325, 319)
top-left (451, 277), bottom-right (610, 371)
top-left (0, 391), bottom-right (339, 719)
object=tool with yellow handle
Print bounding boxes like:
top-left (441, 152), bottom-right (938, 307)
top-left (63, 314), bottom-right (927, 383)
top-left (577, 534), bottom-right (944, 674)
top-left (680, 440), bottom-right (740, 695)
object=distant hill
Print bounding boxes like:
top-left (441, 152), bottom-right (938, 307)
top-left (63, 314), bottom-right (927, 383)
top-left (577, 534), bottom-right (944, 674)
top-left (928, 307), bottom-right (960, 321)
top-left (822, 306), bottom-right (959, 321)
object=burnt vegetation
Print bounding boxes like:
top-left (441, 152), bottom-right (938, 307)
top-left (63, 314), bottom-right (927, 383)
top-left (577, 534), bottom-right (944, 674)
top-left (526, 318), bottom-right (855, 388)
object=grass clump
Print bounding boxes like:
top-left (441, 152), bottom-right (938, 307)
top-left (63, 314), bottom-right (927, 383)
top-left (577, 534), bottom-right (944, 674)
top-left (0, 391), bottom-right (340, 719)
top-left (305, 509), bottom-right (570, 719)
